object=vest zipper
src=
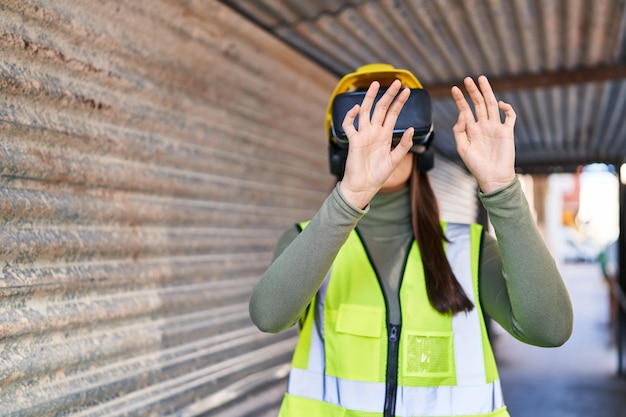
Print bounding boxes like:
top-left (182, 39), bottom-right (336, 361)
top-left (355, 229), bottom-right (410, 417)
top-left (384, 323), bottom-right (400, 417)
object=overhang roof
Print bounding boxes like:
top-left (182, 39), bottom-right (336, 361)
top-left (220, 0), bottom-right (626, 173)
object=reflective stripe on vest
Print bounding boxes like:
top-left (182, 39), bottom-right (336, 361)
top-left (281, 222), bottom-right (508, 417)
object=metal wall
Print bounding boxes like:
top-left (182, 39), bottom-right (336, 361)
top-left (0, 1), bottom-right (478, 416)
top-left (0, 1), bottom-right (334, 415)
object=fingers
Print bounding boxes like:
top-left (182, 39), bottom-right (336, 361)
top-left (452, 112), bottom-right (469, 154)
top-left (478, 75), bottom-right (500, 119)
top-left (499, 100), bottom-right (516, 128)
top-left (370, 79), bottom-right (406, 126)
top-left (345, 79), bottom-right (409, 139)
top-left (357, 81), bottom-right (381, 129)
top-left (382, 86), bottom-right (410, 131)
top-left (392, 127), bottom-right (414, 156)
top-left (342, 79), bottom-right (411, 147)
top-left (465, 76), bottom-right (499, 121)
top-left (453, 76), bottom-right (508, 123)
top-left (451, 84), bottom-right (475, 125)
top-left (464, 77), bottom-right (487, 121)
top-left (452, 112), bottom-right (467, 137)
top-left (342, 104), bottom-right (360, 138)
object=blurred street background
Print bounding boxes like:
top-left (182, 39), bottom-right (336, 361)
top-left (496, 164), bottom-right (626, 417)
top-left (496, 261), bottom-right (626, 417)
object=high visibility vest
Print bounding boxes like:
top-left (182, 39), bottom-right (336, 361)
top-left (278, 222), bottom-right (509, 417)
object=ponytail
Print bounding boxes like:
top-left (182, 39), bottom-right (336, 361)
top-left (410, 157), bottom-right (474, 314)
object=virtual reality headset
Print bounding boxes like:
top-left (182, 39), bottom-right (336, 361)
top-left (326, 64), bottom-right (436, 178)
top-left (330, 87), bottom-right (434, 150)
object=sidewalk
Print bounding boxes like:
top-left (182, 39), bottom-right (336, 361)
top-left (494, 262), bottom-right (626, 417)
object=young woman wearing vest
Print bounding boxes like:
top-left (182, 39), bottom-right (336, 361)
top-left (250, 64), bottom-right (573, 417)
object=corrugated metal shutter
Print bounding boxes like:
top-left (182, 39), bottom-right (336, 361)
top-left (430, 153), bottom-right (480, 224)
top-left (0, 1), bottom-right (481, 416)
top-left (0, 1), bottom-right (336, 415)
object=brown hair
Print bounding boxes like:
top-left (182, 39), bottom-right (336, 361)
top-left (410, 156), bottom-right (474, 315)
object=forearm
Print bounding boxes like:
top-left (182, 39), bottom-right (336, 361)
top-left (479, 177), bottom-right (573, 347)
top-left (249, 184), bottom-right (366, 333)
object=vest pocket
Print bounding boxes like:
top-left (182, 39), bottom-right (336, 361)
top-left (327, 304), bottom-right (384, 381)
top-left (335, 304), bottom-right (383, 338)
top-left (402, 330), bottom-right (454, 378)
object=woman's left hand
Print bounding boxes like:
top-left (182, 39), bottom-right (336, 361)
top-left (451, 76), bottom-right (516, 193)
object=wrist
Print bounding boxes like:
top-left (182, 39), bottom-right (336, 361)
top-left (478, 175), bottom-right (517, 194)
top-left (338, 181), bottom-right (374, 210)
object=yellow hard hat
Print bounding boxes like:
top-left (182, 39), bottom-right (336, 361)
top-left (325, 63), bottom-right (424, 136)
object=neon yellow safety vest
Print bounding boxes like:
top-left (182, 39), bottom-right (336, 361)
top-left (278, 222), bottom-right (509, 417)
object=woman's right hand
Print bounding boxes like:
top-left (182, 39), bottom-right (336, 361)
top-left (338, 79), bottom-right (415, 209)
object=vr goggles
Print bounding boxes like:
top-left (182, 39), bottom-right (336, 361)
top-left (326, 64), bottom-right (435, 178)
top-left (330, 88), bottom-right (434, 149)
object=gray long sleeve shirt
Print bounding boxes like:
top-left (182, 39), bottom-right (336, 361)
top-left (250, 177), bottom-right (573, 347)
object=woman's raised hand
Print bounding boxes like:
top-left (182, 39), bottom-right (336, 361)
top-left (451, 76), bottom-right (516, 193)
top-left (339, 79), bottom-right (414, 209)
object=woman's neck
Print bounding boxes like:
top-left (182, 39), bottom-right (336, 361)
top-left (358, 187), bottom-right (412, 237)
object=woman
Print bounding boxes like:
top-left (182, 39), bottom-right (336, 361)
top-left (250, 64), bottom-right (573, 417)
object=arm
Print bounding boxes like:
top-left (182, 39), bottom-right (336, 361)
top-left (249, 185), bottom-right (366, 333)
top-left (451, 77), bottom-right (572, 346)
top-left (478, 178), bottom-right (573, 347)
top-left (251, 80), bottom-right (415, 333)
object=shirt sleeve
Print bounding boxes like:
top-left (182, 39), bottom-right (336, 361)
top-left (249, 183), bottom-right (367, 333)
top-left (478, 177), bottom-right (574, 347)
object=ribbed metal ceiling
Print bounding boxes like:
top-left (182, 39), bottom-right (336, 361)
top-left (220, 0), bottom-right (626, 173)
